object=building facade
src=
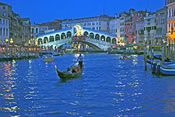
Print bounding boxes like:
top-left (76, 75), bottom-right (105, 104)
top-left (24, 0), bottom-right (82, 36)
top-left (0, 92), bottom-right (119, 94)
top-left (144, 13), bottom-right (157, 45)
top-left (0, 2), bottom-right (11, 45)
top-left (0, 2), bottom-right (31, 45)
top-left (166, 0), bottom-right (175, 58)
top-left (61, 15), bottom-right (114, 32)
top-left (155, 8), bottom-right (167, 44)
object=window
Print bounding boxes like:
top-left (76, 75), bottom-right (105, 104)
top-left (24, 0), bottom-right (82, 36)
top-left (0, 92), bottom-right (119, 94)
top-left (3, 28), bottom-right (5, 36)
top-left (99, 27), bottom-right (101, 30)
top-left (6, 28), bottom-right (8, 36)
top-left (36, 28), bottom-right (38, 33)
top-left (0, 19), bottom-right (2, 24)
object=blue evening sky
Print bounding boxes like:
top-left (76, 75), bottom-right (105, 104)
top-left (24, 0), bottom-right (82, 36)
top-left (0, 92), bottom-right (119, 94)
top-left (1, 0), bottom-right (164, 24)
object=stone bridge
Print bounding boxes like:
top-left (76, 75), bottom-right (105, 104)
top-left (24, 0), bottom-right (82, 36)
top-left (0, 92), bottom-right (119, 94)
top-left (37, 25), bottom-right (118, 51)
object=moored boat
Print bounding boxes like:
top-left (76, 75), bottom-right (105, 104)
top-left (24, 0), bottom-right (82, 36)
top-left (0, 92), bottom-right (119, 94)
top-left (160, 63), bottom-right (175, 76)
top-left (43, 54), bottom-right (53, 62)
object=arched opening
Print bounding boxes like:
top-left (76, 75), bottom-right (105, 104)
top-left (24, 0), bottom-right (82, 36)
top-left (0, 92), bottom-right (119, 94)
top-left (84, 31), bottom-right (88, 37)
top-left (106, 37), bottom-right (111, 42)
top-left (55, 34), bottom-right (60, 41)
top-left (44, 37), bottom-right (48, 43)
top-left (95, 34), bottom-right (100, 40)
top-left (38, 38), bottom-right (42, 45)
top-left (101, 35), bottom-right (105, 41)
top-left (67, 31), bottom-right (72, 38)
top-left (61, 33), bottom-right (66, 39)
top-left (112, 38), bottom-right (116, 44)
top-left (49, 36), bottom-right (54, 42)
top-left (89, 33), bottom-right (94, 39)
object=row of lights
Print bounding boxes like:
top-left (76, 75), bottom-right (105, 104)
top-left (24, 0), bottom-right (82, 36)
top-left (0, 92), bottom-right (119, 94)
top-left (5, 38), bottom-right (14, 44)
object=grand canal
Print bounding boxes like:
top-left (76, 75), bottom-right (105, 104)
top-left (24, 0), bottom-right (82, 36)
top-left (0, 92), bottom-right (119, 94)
top-left (0, 53), bottom-right (175, 117)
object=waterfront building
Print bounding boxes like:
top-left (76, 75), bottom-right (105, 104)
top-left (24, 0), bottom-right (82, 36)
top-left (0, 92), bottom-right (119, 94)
top-left (155, 8), bottom-right (167, 45)
top-left (31, 20), bottom-right (62, 42)
top-left (38, 20), bottom-right (62, 31)
top-left (109, 16), bottom-right (121, 44)
top-left (144, 13), bottom-right (157, 45)
top-left (117, 9), bottom-right (147, 45)
top-left (136, 11), bottom-right (148, 44)
top-left (166, 0), bottom-right (175, 58)
top-left (61, 15), bottom-right (114, 32)
top-left (0, 2), bottom-right (11, 45)
top-left (136, 20), bottom-right (145, 44)
top-left (0, 2), bottom-right (31, 45)
top-left (119, 12), bottom-right (128, 44)
top-left (0, 17), bottom-right (9, 45)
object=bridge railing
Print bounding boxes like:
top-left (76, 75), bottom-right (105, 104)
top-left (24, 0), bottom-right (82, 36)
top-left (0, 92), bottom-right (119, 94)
top-left (86, 38), bottom-right (114, 46)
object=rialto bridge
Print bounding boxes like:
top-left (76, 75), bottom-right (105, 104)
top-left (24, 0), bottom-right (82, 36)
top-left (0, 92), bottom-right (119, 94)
top-left (37, 25), bottom-right (118, 51)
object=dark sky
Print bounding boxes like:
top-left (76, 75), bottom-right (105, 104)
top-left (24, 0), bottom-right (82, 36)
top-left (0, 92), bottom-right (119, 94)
top-left (1, 0), bottom-right (164, 24)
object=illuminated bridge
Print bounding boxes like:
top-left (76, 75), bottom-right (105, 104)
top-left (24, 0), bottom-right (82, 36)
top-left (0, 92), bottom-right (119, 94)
top-left (37, 25), bottom-right (118, 51)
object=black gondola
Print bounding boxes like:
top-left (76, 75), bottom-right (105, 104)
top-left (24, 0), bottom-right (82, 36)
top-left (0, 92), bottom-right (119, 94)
top-left (55, 62), bottom-right (83, 80)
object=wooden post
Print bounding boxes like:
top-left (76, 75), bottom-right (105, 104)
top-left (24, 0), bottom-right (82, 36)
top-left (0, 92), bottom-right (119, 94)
top-left (150, 36), bottom-right (153, 69)
top-left (144, 38), bottom-right (147, 71)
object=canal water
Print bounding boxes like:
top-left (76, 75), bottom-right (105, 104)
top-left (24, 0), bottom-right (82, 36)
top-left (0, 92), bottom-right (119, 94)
top-left (0, 53), bottom-right (175, 117)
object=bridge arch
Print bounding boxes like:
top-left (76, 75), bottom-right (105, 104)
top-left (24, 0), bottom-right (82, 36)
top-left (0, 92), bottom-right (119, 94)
top-left (38, 38), bottom-right (42, 45)
top-left (95, 34), bottom-right (100, 40)
top-left (84, 31), bottom-right (88, 37)
top-left (89, 33), bottom-right (94, 39)
top-left (44, 37), bottom-right (49, 43)
top-left (49, 36), bottom-right (54, 42)
top-left (101, 35), bottom-right (105, 41)
top-left (112, 38), bottom-right (117, 44)
top-left (55, 34), bottom-right (60, 41)
top-left (67, 31), bottom-right (72, 38)
top-left (106, 37), bottom-right (111, 43)
top-left (61, 33), bottom-right (66, 39)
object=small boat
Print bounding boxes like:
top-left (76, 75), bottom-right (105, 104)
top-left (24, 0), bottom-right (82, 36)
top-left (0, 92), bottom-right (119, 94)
top-left (53, 52), bottom-right (64, 56)
top-left (55, 62), bottom-right (83, 80)
top-left (120, 56), bottom-right (132, 60)
top-left (43, 54), bottom-right (53, 62)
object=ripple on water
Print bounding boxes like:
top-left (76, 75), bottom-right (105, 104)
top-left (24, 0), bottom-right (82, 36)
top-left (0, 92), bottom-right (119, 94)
top-left (0, 54), bottom-right (175, 116)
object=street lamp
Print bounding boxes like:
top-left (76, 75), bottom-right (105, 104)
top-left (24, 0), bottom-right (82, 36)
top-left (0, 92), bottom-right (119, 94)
top-left (5, 38), bottom-right (9, 57)
top-left (10, 38), bottom-right (13, 45)
top-left (5, 38), bottom-right (9, 44)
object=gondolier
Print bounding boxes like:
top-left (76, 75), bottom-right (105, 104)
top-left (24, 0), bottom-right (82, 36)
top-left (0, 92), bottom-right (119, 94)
top-left (77, 53), bottom-right (83, 69)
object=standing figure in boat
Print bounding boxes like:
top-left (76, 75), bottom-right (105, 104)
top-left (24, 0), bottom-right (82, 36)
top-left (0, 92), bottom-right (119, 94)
top-left (77, 53), bottom-right (83, 69)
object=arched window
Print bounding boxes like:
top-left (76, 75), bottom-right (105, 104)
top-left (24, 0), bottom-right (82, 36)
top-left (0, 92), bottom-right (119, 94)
top-left (89, 33), bottom-right (94, 39)
top-left (49, 36), bottom-right (54, 42)
top-left (101, 35), bottom-right (105, 41)
top-left (95, 34), bottom-right (100, 40)
top-left (55, 34), bottom-right (60, 41)
top-left (84, 31), bottom-right (88, 37)
top-left (112, 38), bottom-right (116, 44)
top-left (38, 38), bottom-right (42, 45)
top-left (67, 31), bottom-right (72, 38)
top-left (61, 33), bottom-right (66, 39)
top-left (44, 37), bottom-right (48, 43)
top-left (106, 37), bottom-right (111, 42)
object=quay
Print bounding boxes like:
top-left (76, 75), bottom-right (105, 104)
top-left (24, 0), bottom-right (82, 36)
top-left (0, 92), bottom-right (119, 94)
top-left (0, 45), bottom-right (40, 62)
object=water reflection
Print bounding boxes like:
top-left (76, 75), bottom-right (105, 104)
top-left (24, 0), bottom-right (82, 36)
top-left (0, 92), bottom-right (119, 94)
top-left (0, 54), bottom-right (175, 116)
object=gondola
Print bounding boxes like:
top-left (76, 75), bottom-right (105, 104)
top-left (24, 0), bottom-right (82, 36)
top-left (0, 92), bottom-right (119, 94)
top-left (160, 63), bottom-right (175, 76)
top-left (55, 63), bottom-right (83, 80)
